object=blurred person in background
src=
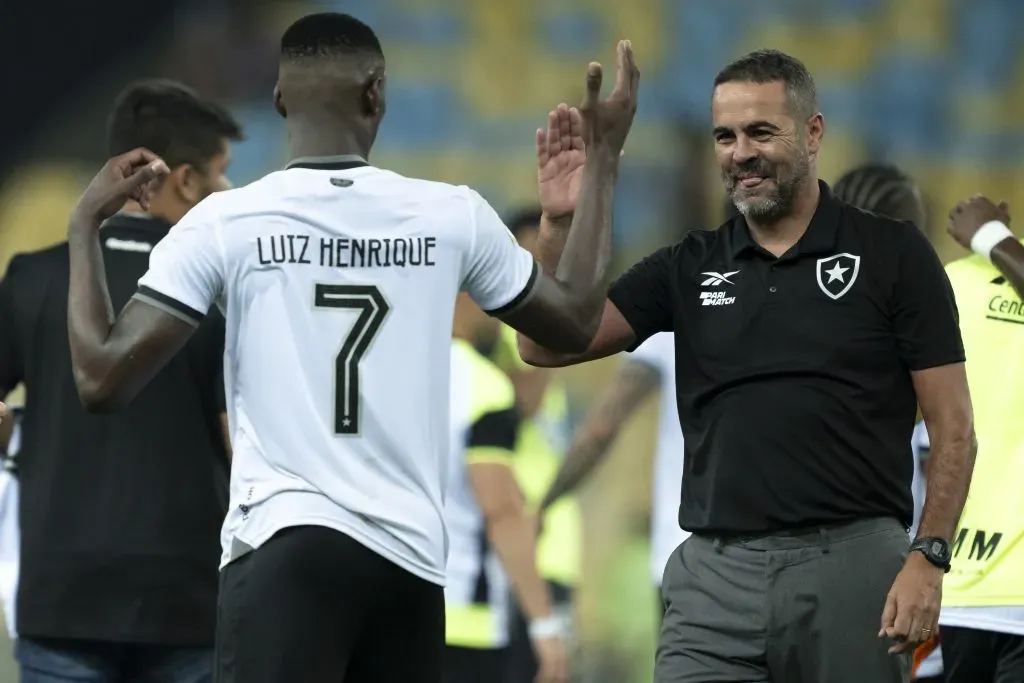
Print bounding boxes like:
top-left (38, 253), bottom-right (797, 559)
top-left (484, 208), bottom-right (580, 683)
top-left (0, 80), bottom-right (240, 683)
top-left (517, 49), bottom-right (975, 683)
top-left (444, 292), bottom-right (568, 683)
top-left (932, 195), bottom-right (1024, 683)
top-left (0, 404), bottom-right (21, 640)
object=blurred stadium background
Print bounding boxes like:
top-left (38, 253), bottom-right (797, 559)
top-left (0, 0), bottom-right (1022, 681)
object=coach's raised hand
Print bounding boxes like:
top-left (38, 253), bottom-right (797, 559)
top-left (580, 39), bottom-right (639, 154)
top-left (71, 148), bottom-right (170, 227)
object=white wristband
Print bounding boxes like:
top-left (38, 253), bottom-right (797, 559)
top-left (971, 221), bottom-right (1013, 261)
top-left (529, 615), bottom-right (567, 639)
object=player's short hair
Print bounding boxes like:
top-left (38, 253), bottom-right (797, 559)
top-left (714, 49), bottom-right (818, 120)
top-left (505, 207), bottom-right (542, 240)
top-left (107, 79), bottom-right (242, 170)
top-left (280, 12), bottom-right (384, 62)
top-left (833, 163), bottom-right (923, 225)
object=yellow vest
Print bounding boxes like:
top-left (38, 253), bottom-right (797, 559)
top-left (490, 326), bottom-right (581, 586)
top-left (942, 253), bottom-right (1024, 606)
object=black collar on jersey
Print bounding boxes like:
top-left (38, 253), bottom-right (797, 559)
top-left (101, 212), bottom-right (173, 234)
top-left (729, 179), bottom-right (842, 258)
top-left (285, 155), bottom-right (369, 171)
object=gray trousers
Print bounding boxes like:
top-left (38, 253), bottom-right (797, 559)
top-left (656, 517), bottom-right (912, 683)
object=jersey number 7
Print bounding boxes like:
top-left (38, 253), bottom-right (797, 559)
top-left (314, 284), bottom-right (390, 435)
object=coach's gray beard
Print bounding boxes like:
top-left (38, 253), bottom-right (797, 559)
top-left (732, 154), bottom-right (810, 224)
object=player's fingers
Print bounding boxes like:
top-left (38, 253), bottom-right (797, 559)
top-left (546, 109), bottom-right (561, 151)
top-left (535, 128), bottom-right (548, 165)
top-left (568, 107), bottom-right (584, 148)
top-left (115, 160), bottom-right (168, 198)
top-left (611, 40), bottom-right (630, 98)
top-left (583, 62), bottom-right (602, 110)
top-left (117, 147), bottom-right (161, 168)
top-left (557, 103), bottom-right (572, 140)
top-left (629, 45), bottom-right (641, 104)
top-left (998, 200), bottom-right (1010, 216)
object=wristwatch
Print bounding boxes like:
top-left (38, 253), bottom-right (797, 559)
top-left (910, 537), bottom-right (952, 573)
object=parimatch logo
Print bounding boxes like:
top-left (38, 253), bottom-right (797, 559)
top-left (700, 291), bottom-right (735, 307)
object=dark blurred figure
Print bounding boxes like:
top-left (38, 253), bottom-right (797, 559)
top-left (0, 80), bottom-right (241, 683)
top-left (833, 162), bottom-right (926, 226)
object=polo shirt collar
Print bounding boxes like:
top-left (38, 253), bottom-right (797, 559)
top-left (729, 179), bottom-right (841, 258)
top-left (285, 154), bottom-right (369, 171)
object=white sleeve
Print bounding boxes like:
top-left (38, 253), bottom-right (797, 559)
top-left (630, 332), bottom-right (670, 370)
top-left (134, 200), bottom-right (225, 327)
top-left (461, 189), bottom-right (539, 314)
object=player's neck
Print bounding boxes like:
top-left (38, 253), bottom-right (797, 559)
top-left (746, 178), bottom-right (821, 255)
top-left (286, 121), bottom-right (372, 163)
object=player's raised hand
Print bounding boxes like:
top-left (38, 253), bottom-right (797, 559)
top-left (580, 39), bottom-right (639, 154)
top-left (72, 148), bottom-right (170, 225)
top-left (0, 402), bottom-right (7, 427)
top-left (536, 104), bottom-right (586, 219)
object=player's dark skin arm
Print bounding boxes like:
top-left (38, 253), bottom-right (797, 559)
top-left (911, 362), bottom-right (976, 543)
top-left (991, 238), bottom-right (1024, 301)
top-left (498, 41), bottom-right (639, 355)
top-left (66, 149), bottom-right (197, 411)
top-left (539, 359), bottom-right (659, 511)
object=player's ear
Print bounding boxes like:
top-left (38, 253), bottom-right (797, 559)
top-left (169, 164), bottom-right (202, 206)
top-left (273, 83), bottom-right (287, 118)
top-left (364, 72), bottom-right (386, 118)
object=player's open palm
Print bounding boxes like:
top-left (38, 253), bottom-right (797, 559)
top-left (580, 39), bottom-right (640, 154)
top-left (536, 104), bottom-right (585, 219)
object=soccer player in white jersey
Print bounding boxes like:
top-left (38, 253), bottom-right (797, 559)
top-left (62, 12), bottom-right (639, 683)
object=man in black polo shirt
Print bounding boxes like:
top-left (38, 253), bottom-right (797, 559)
top-left (518, 50), bottom-right (976, 683)
top-left (0, 80), bottom-right (241, 683)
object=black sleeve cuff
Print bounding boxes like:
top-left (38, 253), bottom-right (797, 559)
top-left (133, 286), bottom-right (205, 327)
top-left (468, 407), bottom-right (520, 451)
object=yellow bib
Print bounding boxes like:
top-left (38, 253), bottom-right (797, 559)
top-left (942, 253), bottom-right (1024, 606)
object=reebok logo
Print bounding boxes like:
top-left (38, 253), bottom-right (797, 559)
top-left (700, 291), bottom-right (736, 307)
top-left (700, 270), bottom-right (739, 287)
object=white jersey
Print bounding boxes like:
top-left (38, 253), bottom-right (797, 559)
top-left (444, 339), bottom-right (518, 647)
top-left (135, 157), bottom-right (537, 585)
top-left (0, 416), bottom-right (20, 638)
top-left (630, 333), bottom-right (689, 586)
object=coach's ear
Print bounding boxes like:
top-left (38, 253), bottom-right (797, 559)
top-left (274, 84), bottom-right (287, 118)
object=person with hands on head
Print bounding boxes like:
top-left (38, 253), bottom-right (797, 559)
top-left (518, 49), bottom-right (975, 683)
top-left (64, 12), bottom-right (639, 683)
top-left (935, 194), bottom-right (1024, 683)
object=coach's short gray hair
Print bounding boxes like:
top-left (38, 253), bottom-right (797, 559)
top-left (713, 49), bottom-right (818, 120)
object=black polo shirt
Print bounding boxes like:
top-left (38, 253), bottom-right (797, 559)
top-left (608, 181), bottom-right (965, 534)
top-left (0, 213), bottom-right (228, 644)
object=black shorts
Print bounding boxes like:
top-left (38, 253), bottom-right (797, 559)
top-left (442, 646), bottom-right (509, 683)
top-left (214, 525), bottom-right (444, 683)
top-left (941, 625), bottom-right (1024, 683)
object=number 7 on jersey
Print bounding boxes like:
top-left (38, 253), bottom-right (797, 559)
top-left (314, 284), bottom-right (390, 435)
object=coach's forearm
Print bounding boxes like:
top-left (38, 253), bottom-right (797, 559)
top-left (916, 430), bottom-right (977, 542)
top-left (991, 238), bottom-right (1024, 301)
top-left (66, 215), bottom-right (121, 407)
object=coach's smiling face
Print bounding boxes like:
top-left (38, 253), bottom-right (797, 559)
top-left (712, 80), bottom-right (823, 224)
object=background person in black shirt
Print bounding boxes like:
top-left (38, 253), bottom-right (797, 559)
top-left (518, 50), bottom-right (976, 683)
top-left (0, 80), bottom-right (241, 683)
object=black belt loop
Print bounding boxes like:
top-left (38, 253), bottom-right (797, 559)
top-left (819, 528), bottom-right (832, 554)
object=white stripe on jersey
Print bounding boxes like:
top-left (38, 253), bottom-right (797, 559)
top-left (136, 163), bottom-right (537, 584)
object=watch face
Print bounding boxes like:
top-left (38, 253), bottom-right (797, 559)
top-left (929, 539), bottom-right (950, 561)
